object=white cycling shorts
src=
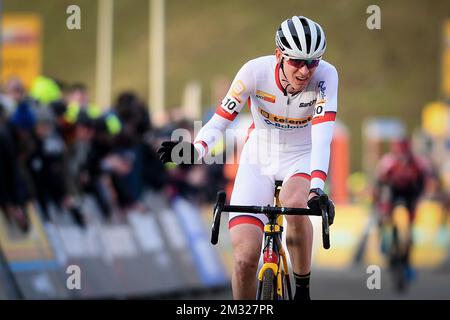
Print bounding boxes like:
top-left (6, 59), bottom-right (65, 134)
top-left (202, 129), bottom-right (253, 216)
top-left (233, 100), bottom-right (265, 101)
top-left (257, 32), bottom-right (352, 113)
top-left (228, 136), bottom-right (312, 231)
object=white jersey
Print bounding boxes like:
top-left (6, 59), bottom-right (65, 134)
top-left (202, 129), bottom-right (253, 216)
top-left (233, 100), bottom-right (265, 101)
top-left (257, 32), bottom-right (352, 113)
top-left (194, 55), bottom-right (338, 190)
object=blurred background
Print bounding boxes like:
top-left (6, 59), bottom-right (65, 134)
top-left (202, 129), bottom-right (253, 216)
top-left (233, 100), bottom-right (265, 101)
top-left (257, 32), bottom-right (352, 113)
top-left (0, 0), bottom-right (449, 299)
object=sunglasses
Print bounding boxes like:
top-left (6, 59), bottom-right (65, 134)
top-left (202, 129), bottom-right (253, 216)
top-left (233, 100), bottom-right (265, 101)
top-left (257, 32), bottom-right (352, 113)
top-left (284, 56), bottom-right (321, 69)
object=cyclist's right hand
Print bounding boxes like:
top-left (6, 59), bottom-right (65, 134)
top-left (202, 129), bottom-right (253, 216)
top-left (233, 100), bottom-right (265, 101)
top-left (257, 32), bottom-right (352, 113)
top-left (157, 140), bottom-right (200, 165)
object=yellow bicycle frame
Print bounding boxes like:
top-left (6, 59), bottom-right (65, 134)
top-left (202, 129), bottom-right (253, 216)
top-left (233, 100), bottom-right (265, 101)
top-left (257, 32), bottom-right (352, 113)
top-left (257, 185), bottom-right (291, 299)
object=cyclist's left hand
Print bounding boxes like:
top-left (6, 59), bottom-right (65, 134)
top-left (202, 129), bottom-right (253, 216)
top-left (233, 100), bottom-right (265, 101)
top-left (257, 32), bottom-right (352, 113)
top-left (307, 188), bottom-right (335, 226)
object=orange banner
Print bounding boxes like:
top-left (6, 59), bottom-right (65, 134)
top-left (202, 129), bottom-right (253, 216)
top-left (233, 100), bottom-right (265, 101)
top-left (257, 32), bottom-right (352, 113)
top-left (1, 14), bottom-right (42, 89)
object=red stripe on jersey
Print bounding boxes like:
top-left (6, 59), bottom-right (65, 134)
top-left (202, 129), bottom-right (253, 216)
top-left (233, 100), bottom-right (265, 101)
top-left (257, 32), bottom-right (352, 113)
top-left (244, 98), bottom-right (254, 143)
top-left (311, 170), bottom-right (327, 181)
top-left (245, 122), bottom-right (255, 143)
top-left (274, 63), bottom-right (284, 93)
top-left (291, 172), bottom-right (311, 181)
top-left (229, 215), bottom-right (264, 232)
top-left (215, 105), bottom-right (238, 121)
top-left (194, 140), bottom-right (208, 154)
top-left (312, 111), bottom-right (336, 125)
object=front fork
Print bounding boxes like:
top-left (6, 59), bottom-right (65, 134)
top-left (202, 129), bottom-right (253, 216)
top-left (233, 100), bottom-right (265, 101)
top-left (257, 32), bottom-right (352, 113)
top-left (256, 233), bottom-right (292, 300)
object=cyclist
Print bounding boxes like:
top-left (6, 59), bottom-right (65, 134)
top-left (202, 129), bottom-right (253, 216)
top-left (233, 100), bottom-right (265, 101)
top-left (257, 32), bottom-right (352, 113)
top-left (158, 16), bottom-right (337, 300)
top-left (373, 137), bottom-right (429, 281)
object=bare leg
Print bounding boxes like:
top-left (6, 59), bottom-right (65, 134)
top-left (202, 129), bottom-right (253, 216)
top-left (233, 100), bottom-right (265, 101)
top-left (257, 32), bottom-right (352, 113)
top-left (279, 176), bottom-right (312, 275)
top-left (230, 224), bottom-right (264, 299)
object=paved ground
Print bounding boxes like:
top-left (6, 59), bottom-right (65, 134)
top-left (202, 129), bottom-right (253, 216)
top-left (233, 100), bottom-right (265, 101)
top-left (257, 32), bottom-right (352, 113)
top-left (311, 265), bottom-right (450, 300)
top-left (177, 264), bottom-right (450, 300)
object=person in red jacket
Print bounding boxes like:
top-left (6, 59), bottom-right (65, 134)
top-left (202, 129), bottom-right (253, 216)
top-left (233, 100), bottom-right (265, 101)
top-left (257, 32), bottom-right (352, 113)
top-left (373, 137), bottom-right (430, 281)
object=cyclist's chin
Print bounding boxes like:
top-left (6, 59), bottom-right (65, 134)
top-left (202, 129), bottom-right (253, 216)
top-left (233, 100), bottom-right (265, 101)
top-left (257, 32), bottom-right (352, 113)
top-left (290, 81), bottom-right (308, 92)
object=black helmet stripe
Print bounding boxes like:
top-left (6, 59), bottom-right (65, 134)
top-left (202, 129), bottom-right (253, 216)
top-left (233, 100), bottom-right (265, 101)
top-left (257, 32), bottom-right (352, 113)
top-left (300, 17), bottom-right (311, 54)
top-left (277, 28), bottom-right (292, 50)
top-left (314, 24), bottom-right (322, 52)
top-left (287, 19), bottom-right (302, 51)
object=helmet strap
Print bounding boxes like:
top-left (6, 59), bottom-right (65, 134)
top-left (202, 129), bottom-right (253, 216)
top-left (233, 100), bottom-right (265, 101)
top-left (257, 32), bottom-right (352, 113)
top-left (279, 57), bottom-right (290, 96)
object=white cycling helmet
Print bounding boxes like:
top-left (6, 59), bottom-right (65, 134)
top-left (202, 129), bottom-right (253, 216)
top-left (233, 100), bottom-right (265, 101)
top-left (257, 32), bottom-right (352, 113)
top-left (275, 16), bottom-right (326, 60)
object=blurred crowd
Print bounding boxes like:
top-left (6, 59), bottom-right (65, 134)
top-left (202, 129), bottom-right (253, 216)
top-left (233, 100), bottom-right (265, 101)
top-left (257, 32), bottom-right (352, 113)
top-left (0, 76), bottom-right (226, 232)
top-left (1, 75), bottom-right (448, 236)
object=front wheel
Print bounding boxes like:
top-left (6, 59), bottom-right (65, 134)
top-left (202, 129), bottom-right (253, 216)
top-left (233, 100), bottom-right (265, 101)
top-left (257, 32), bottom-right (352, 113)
top-left (260, 269), bottom-right (276, 300)
top-left (389, 225), bottom-right (407, 293)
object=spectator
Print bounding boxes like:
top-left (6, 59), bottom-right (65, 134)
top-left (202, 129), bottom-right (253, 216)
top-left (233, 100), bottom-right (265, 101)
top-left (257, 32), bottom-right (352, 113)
top-left (26, 106), bottom-right (85, 227)
top-left (0, 102), bottom-right (30, 232)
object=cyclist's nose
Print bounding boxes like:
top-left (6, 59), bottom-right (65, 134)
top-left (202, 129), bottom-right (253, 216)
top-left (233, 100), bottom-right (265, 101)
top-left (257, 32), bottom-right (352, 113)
top-left (297, 64), bottom-right (310, 76)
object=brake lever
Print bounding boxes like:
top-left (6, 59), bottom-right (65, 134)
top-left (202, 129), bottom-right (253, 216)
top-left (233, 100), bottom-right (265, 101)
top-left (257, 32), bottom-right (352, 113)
top-left (318, 194), bottom-right (329, 209)
top-left (211, 191), bottom-right (226, 245)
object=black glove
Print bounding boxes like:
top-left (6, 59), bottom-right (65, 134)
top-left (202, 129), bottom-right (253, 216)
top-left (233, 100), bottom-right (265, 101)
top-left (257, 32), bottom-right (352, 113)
top-left (307, 188), bottom-right (335, 226)
top-left (157, 140), bottom-right (200, 165)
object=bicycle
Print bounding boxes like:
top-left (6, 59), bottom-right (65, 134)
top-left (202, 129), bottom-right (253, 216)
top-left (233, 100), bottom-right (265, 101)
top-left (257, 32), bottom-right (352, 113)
top-left (211, 181), bottom-right (332, 300)
top-left (376, 184), bottom-right (415, 293)
top-left (381, 202), bottom-right (413, 293)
